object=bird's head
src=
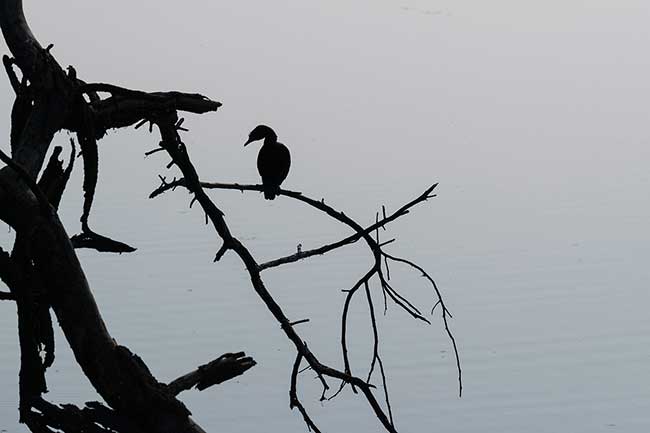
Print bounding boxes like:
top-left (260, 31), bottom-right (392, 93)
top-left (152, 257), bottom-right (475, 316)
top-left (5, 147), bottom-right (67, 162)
top-left (244, 124), bottom-right (277, 146)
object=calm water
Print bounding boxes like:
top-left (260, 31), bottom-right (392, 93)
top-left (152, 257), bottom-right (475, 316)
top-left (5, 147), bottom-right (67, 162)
top-left (1, 1), bottom-right (650, 431)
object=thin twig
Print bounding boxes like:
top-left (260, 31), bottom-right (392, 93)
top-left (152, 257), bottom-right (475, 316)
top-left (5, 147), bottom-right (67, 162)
top-left (383, 252), bottom-right (462, 397)
top-left (289, 353), bottom-right (323, 433)
top-left (365, 281), bottom-right (379, 383)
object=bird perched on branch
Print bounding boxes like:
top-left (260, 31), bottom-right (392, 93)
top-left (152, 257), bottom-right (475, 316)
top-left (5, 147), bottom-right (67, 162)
top-left (244, 125), bottom-right (291, 200)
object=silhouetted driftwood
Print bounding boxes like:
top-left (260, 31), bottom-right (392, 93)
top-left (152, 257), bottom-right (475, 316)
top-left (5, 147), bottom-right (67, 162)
top-left (166, 352), bottom-right (256, 395)
top-left (0, 0), bottom-right (459, 432)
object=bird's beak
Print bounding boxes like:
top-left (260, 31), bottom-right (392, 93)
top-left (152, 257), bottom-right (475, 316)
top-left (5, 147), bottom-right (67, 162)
top-left (244, 137), bottom-right (253, 147)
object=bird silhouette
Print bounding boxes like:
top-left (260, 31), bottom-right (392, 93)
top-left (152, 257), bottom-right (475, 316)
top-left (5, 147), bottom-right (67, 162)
top-left (244, 125), bottom-right (291, 200)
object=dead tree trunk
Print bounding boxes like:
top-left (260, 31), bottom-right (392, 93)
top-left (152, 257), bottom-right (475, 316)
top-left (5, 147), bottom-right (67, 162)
top-left (0, 2), bottom-right (223, 431)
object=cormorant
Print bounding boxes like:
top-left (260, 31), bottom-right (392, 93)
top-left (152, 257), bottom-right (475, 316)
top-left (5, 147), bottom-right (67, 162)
top-left (244, 125), bottom-right (291, 200)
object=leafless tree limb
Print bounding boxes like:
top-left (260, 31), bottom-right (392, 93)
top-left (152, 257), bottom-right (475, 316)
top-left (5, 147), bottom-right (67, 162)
top-left (382, 252), bottom-right (463, 397)
top-left (166, 352), bottom-right (257, 396)
top-left (152, 182), bottom-right (462, 401)
top-left (150, 111), bottom-right (403, 432)
top-left (90, 86), bottom-right (221, 131)
top-left (150, 171), bottom-right (460, 429)
top-left (289, 354), bottom-right (323, 433)
top-left (149, 180), bottom-right (437, 270)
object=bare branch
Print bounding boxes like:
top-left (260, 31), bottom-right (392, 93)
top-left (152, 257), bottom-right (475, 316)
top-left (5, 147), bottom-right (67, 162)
top-left (150, 171), bottom-right (461, 426)
top-left (150, 180), bottom-right (437, 270)
top-left (289, 354), bottom-right (323, 433)
top-left (166, 352), bottom-right (256, 396)
top-left (152, 113), bottom-right (399, 433)
top-left (90, 85), bottom-right (221, 130)
top-left (383, 252), bottom-right (463, 397)
top-left (365, 281), bottom-right (379, 382)
top-left (0, 0), bottom-right (45, 75)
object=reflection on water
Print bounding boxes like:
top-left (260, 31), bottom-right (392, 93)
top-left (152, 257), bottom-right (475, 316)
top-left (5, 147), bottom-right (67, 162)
top-left (2, 0), bottom-right (650, 432)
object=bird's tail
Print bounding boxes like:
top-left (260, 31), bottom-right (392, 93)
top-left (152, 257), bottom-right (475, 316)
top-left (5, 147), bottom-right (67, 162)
top-left (264, 185), bottom-right (278, 200)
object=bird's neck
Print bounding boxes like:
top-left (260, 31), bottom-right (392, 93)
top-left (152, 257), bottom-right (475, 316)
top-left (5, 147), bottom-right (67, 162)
top-left (263, 133), bottom-right (278, 145)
